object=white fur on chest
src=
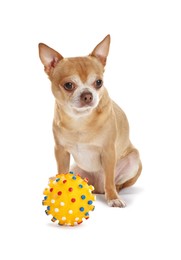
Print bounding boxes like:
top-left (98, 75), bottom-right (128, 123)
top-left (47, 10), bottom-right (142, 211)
top-left (68, 143), bottom-right (102, 172)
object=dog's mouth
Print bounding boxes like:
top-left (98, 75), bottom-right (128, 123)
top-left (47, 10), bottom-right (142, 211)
top-left (74, 101), bottom-right (95, 109)
top-left (69, 90), bottom-right (99, 116)
top-left (71, 104), bottom-right (94, 114)
top-left (70, 100), bottom-right (98, 116)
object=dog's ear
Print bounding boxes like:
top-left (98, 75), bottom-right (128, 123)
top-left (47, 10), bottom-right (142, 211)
top-left (38, 43), bottom-right (63, 75)
top-left (90, 35), bottom-right (110, 66)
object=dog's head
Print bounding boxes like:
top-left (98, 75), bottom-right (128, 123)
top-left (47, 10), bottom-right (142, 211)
top-left (38, 35), bottom-right (110, 117)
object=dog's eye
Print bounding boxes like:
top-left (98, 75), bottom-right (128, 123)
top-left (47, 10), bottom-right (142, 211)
top-left (95, 79), bottom-right (103, 89)
top-left (64, 82), bottom-right (74, 91)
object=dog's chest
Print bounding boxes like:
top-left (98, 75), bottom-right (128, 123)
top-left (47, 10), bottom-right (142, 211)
top-left (70, 143), bottom-right (102, 172)
top-left (59, 129), bottom-right (102, 172)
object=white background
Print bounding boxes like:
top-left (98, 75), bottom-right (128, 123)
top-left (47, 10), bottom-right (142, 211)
top-left (0, 0), bottom-right (181, 259)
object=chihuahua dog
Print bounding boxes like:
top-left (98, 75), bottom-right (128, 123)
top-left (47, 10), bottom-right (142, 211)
top-left (38, 35), bottom-right (142, 207)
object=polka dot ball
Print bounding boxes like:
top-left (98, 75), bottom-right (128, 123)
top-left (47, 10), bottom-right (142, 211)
top-left (43, 172), bottom-right (95, 226)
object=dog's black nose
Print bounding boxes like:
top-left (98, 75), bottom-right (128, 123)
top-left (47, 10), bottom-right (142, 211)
top-left (80, 91), bottom-right (93, 104)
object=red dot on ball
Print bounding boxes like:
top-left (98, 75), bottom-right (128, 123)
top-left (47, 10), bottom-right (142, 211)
top-left (71, 198), bottom-right (76, 202)
top-left (50, 188), bottom-right (53, 192)
top-left (58, 191), bottom-right (62, 196)
top-left (68, 187), bottom-right (73, 192)
top-left (63, 180), bottom-right (67, 184)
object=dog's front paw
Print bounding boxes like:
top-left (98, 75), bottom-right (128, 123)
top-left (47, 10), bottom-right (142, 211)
top-left (107, 198), bottom-right (126, 208)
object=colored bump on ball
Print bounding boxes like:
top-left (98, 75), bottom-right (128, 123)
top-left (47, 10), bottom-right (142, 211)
top-left (43, 172), bottom-right (95, 226)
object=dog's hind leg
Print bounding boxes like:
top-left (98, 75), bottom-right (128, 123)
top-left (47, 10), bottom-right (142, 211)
top-left (115, 149), bottom-right (142, 193)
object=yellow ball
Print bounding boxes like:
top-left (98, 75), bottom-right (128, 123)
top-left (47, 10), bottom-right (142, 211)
top-left (42, 172), bottom-right (96, 226)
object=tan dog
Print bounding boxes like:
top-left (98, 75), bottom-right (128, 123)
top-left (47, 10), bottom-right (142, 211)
top-left (38, 35), bottom-right (142, 207)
